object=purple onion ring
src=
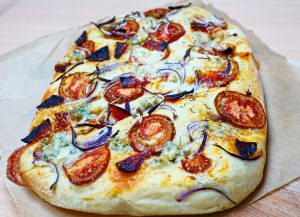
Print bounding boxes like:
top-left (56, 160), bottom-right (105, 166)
top-left (176, 186), bottom-right (236, 204)
top-left (71, 126), bottom-right (112, 151)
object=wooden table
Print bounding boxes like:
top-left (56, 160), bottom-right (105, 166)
top-left (0, 0), bottom-right (299, 216)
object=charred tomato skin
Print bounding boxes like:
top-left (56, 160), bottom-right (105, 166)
top-left (59, 72), bottom-right (93, 101)
top-left (63, 145), bottom-right (110, 185)
top-left (36, 95), bottom-right (64, 109)
top-left (86, 45), bottom-right (110, 62)
top-left (214, 91), bottom-right (266, 128)
top-left (7, 146), bottom-right (27, 186)
top-left (129, 114), bottom-right (176, 153)
top-left (144, 8), bottom-right (170, 19)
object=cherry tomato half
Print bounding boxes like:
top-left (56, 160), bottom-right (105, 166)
top-left (129, 114), bottom-right (175, 153)
top-left (110, 20), bottom-right (140, 39)
top-left (181, 153), bottom-right (211, 174)
top-left (63, 145), bottom-right (110, 185)
top-left (59, 72), bottom-right (93, 101)
top-left (150, 22), bottom-right (185, 43)
top-left (144, 8), bottom-right (170, 19)
top-left (214, 91), bottom-right (266, 128)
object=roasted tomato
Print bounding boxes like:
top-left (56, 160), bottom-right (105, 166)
top-left (59, 72), bottom-right (93, 101)
top-left (191, 21), bottom-right (227, 34)
top-left (142, 40), bottom-right (168, 52)
top-left (214, 91), bottom-right (266, 128)
top-left (7, 146), bottom-right (27, 186)
top-left (182, 153), bottom-right (211, 174)
top-left (144, 8), bottom-right (170, 19)
top-left (109, 20), bottom-right (140, 39)
top-left (77, 40), bottom-right (95, 56)
top-left (63, 145), bottom-right (110, 185)
top-left (129, 114), bottom-right (175, 153)
top-left (54, 111), bottom-right (70, 132)
top-left (198, 58), bottom-right (238, 88)
top-left (150, 22), bottom-right (185, 43)
top-left (108, 104), bottom-right (130, 122)
top-left (104, 77), bottom-right (145, 103)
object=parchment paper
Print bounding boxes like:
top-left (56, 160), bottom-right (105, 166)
top-left (1, 1), bottom-right (300, 216)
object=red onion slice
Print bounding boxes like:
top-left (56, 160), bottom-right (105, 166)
top-left (164, 88), bottom-right (194, 101)
top-left (88, 62), bottom-right (125, 77)
top-left (125, 99), bottom-right (131, 114)
top-left (142, 22), bottom-right (162, 33)
top-left (176, 186), bottom-right (236, 204)
top-left (147, 102), bottom-right (178, 119)
top-left (168, 2), bottom-right (192, 10)
top-left (75, 123), bottom-right (103, 129)
top-left (143, 87), bottom-right (172, 96)
top-left (97, 97), bottom-right (124, 121)
top-left (99, 27), bottom-right (113, 36)
top-left (51, 61), bottom-right (84, 84)
top-left (157, 68), bottom-right (183, 83)
top-left (165, 62), bottom-right (187, 82)
top-left (85, 79), bottom-right (98, 97)
top-left (33, 160), bottom-right (59, 190)
top-left (213, 15), bottom-right (224, 21)
top-left (187, 121), bottom-right (201, 141)
top-left (213, 144), bottom-right (262, 161)
top-left (102, 72), bottom-right (140, 88)
top-left (91, 16), bottom-right (115, 28)
top-left (183, 129), bottom-right (207, 154)
top-left (71, 126), bottom-right (112, 151)
top-left (223, 57), bottom-right (232, 74)
top-left (195, 130), bottom-right (207, 154)
top-left (164, 21), bottom-right (170, 35)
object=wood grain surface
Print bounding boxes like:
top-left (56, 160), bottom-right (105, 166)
top-left (0, 0), bottom-right (299, 216)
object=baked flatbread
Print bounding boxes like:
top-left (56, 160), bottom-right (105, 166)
top-left (7, 3), bottom-right (267, 216)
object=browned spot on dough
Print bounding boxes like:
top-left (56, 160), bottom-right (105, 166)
top-left (108, 155), bottom-right (144, 196)
top-left (236, 52), bottom-right (250, 60)
top-left (41, 89), bottom-right (54, 102)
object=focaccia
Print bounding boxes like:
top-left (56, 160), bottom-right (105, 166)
top-left (7, 3), bottom-right (267, 216)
